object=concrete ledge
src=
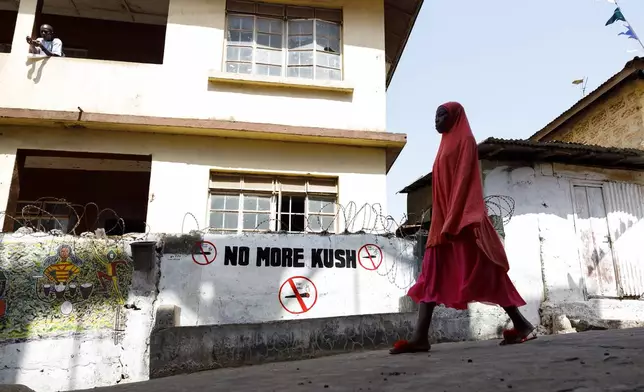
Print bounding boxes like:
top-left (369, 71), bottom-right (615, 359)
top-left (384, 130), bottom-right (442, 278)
top-left (150, 312), bottom-right (415, 378)
top-left (0, 385), bottom-right (36, 392)
top-left (541, 300), bottom-right (644, 334)
top-left (207, 70), bottom-right (354, 94)
top-left (149, 307), bottom-right (508, 379)
top-left (153, 305), bottom-right (181, 333)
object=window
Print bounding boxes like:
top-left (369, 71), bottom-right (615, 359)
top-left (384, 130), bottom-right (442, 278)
top-left (31, 0), bottom-right (169, 64)
top-left (0, 3), bottom-right (19, 54)
top-left (208, 173), bottom-right (338, 233)
top-left (13, 200), bottom-right (73, 232)
top-left (225, 0), bottom-right (342, 81)
top-left (3, 150), bottom-right (151, 234)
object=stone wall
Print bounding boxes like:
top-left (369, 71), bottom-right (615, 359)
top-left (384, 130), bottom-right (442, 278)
top-left (543, 80), bottom-right (644, 149)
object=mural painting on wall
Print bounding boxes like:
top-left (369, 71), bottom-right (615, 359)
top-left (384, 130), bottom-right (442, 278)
top-left (0, 241), bottom-right (133, 339)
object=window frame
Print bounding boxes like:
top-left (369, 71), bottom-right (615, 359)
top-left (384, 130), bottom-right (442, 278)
top-left (223, 1), bottom-right (343, 81)
top-left (13, 200), bottom-right (72, 232)
top-left (208, 174), bottom-right (338, 234)
top-left (305, 193), bottom-right (338, 233)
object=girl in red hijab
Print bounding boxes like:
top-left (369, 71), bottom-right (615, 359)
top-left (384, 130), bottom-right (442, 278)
top-left (390, 102), bottom-right (535, 354)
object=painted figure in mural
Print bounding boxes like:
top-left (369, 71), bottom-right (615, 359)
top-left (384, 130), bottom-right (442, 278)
top-left (43, 244), bottom-right (84, 284)
top-left (389, 102), bottom-right (535, 355)
top-left (95, 249), bottom-right (129, 304)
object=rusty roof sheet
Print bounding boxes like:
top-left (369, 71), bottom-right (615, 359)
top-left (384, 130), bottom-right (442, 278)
top-left (399, 137), bottom-right (644, 193)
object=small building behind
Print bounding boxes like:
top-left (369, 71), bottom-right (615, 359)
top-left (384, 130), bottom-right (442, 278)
top-left (400, 138), bottom-right (644, 332)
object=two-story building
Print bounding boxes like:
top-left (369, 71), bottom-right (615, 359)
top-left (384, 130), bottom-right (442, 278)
top-left (0, 0), bottom-right (422, 235)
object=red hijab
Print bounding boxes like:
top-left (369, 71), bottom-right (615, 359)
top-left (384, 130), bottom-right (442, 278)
top-left (426, 102), bottom-right (509, 271)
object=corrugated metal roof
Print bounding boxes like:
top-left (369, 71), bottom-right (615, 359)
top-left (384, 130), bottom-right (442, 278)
top-left (399, 138), bottom-right (644, 194)
top-left (481, 137), bottom-right (644, 155)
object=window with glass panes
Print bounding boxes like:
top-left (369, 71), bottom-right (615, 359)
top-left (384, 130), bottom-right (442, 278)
top-left (13, 200), bottom-right (73, 233)
top-left (224, 0), bottom-right (342, 81)
top-left (208, 173), bottom-right (338, 233)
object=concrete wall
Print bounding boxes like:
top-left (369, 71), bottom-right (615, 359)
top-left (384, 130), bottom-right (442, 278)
top-left (149, 306), bottom-right (508, 378)
top-left (542, 80), bottom-right (644, 149)
top-left (0, 126), bottom-right (387, 233)
top-left (158, 233), bottom-right (419, 325)
top-left (482, 160), bottom-right (644, 332)
top-left (0, 230), bottom-right (527, 390)
top-left (0, 0), bottom-right (387, 132)
top-left (0, 233), bottom-right (159, 392)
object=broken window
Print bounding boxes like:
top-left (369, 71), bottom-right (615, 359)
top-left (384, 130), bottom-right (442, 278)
top-left (3, 150), bottom-right (151, 235)
top-left (208, 173), bottom-right (337, 233)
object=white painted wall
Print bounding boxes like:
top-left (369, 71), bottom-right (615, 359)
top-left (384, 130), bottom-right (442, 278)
top-left (0, 126), bottom-right (387, 233)
top-left (483, 161), bottom-right (644, 327)
top-left (0, 0), bottom-right (387, 131)
top-left (158, 234), bottom-right (417, 326)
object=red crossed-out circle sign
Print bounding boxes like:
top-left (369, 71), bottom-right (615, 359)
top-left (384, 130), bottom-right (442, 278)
top-left (358, 243), bottom-right (383, 271)
top-left (192, 241), bottom-right (217, 266)
top-left (278, 276), bottom-right (318, 315)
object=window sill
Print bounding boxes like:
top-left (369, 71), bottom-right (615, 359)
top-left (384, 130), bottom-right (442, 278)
top-left (207, 71), bottom-right (354, 94)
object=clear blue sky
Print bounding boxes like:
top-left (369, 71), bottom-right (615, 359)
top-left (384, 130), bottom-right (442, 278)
top-left (386, 0), bottom-right (644, 221)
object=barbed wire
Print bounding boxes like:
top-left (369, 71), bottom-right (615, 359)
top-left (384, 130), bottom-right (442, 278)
top-left (0, 197), bottom-right (141, 238)
top-left (0, 196), bottom-right (516, 292)
top-left (0, 195), bottom-right (516, 239)
top-left (183, 201), bottom-right (417, 237)
top-left (484, 195), bottom-right (516, 225)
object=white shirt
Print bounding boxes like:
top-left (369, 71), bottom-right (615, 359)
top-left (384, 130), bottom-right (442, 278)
top-left (35, 37), bottom-right (63, 56)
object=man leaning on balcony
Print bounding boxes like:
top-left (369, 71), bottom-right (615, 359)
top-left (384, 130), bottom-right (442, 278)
top-left (26, 24), bottom-right (63, 57)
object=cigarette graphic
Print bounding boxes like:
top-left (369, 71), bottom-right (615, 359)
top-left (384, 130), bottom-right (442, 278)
top-left (285, 293), bottom-right (310, 299)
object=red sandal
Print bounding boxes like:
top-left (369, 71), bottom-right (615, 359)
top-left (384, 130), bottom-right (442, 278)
top-left (500, 328), bottom-right (537, 346)
top-left (389, 340), bottom-right (431, 355)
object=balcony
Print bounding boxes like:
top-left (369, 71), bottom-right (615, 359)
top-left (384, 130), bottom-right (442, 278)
top-left (0, 0), bottom-right (421, 133)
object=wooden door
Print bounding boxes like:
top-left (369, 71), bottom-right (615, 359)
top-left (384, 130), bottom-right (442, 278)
top-left (572, 185), bottom-right (618, 298)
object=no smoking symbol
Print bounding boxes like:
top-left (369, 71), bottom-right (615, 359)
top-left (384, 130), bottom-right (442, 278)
top-left (192, 241), bottom-right (217, 266)
top-left (358, 244), bottom-right (383, 271)
top-left (278, 276), bottom-right (318, 315)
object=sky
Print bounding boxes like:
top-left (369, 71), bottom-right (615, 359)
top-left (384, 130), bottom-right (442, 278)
top-left (385, 0), bottom-right (644, 221)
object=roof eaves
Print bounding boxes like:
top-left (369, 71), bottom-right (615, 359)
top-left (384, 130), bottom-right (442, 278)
top-left (385, 0), bottom-right (424, 88)
top-left (398, 171), bottom-right (432, 194)
top-left (529, 57), bottom-right (644, 141)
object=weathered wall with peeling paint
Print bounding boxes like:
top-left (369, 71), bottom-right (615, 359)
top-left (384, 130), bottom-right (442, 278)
top-left (0, 233), bottom-right (424, 391)
top-left (482, 160), bottom-right (644, 333)
top-left (0, 232), bottom-right (159, 392)
top-left (0, 228), bottom-right (561, 390)
top-left (541, 80), bottom-right (644, 149)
